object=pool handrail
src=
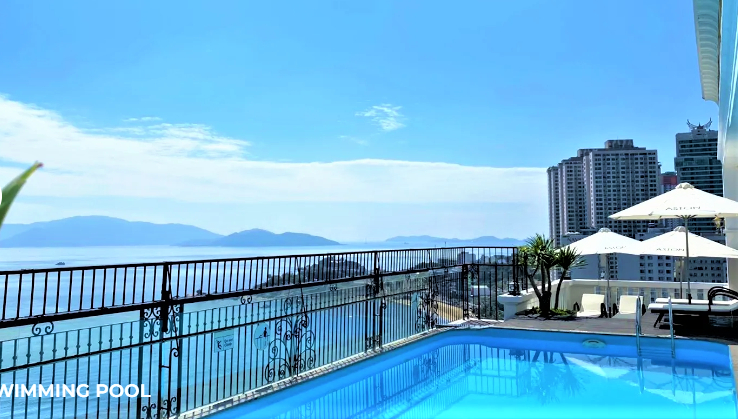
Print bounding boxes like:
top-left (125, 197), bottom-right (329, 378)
top-left (668, 296), bottom-right (675, 357)
top-left (635, 296), bottom-right (642, 356)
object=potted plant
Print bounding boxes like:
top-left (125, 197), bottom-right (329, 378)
top-left (516, 234), bottom-right (584, 318)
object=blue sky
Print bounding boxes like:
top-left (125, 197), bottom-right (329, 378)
top-left (0, 0), bottom-right (718, 242)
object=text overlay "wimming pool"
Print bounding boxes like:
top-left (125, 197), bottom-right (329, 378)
top-left (0, 384), bottom-right (151, 398)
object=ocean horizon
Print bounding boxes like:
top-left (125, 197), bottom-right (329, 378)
top-left (0, 243), bottom-right (449, 271)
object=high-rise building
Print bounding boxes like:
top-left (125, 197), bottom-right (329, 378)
top-left (547, 166), bottom-right (561, 247)
top-left (674, 120), bottom-right (722, 235)
top-left (559, 157), bottom-right (589, 243)
top-left (548, 140), bottom-right (660, 247)
top-left (659, 171), bottom-right (679, 230)
top-left (548, 140), bottom-right (660, 281)
top-left (659, 171), bottom-right (678, 194)
top-left (582, 140), bottom-right (660, 237)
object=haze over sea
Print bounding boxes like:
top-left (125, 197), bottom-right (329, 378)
top-left (0, 243), bottom-right (424, 271)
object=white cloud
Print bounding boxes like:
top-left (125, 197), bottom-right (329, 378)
top-left (356, 104), bottom-right (405, 131)
top-left (340, 135), bottom-right (369, 146)
top-left (124, 116), bottom-right (162, 122)
top-left (0, 96), bottom-right (546, 207)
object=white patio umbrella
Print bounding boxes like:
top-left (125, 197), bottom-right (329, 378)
top-left (624, 226), bottom-right (738, 300)
top-left (628, 226), bottom-right (738, 259)
top-left (610, 183), bottom-right (738, 302)
top-left (562, 228), bottom-right (641, 309)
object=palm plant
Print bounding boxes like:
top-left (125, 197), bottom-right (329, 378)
top-left (0, 162), bottom-right (43, 233)
top-left (517, 234), bottom-right (556, 316)
top-left (553, 246), bottom-right (584, 310)
top-left (517, 234), bottom-right (585, 316)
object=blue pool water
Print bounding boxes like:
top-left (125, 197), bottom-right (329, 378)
top-left (212, 329), bottom-right (738, 419)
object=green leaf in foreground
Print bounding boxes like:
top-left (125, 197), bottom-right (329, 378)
top-left (0, 162), bottom-right (43, 230)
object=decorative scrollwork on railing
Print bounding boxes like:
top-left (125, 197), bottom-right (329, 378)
top-left (366, 273), bottom-right (385, 298)
top-left (415, 277), bottom-right (439, 332)
top-left (165, 304), bottom-right (181, 337)
top-left (166, 345), bottom-right (180, 368)
top-left (240, 295), bottom-right (253, 305)
top-left (263, 296), bottom-right (316, 383)
top-left (159, 396), bottom-right (178, 418)
top-left (140, 396), bottom-right (178, 419)
top-left (329, 284), bottom-right (338, 292)
top-left (142, 307), bottom-right (162, 339)
top-left (469, 265), bottom-right (479, 283)
top-left (31, 322), bottom-right (54, 336)
top-left (470, 295), bottom-right (481, 319)
top-left (141, 403), bottom-right (157, 419)
top-left (141, 304), bottom-right (179, 340)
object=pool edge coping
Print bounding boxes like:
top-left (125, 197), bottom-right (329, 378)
top-left (177, 326), bottom-right (457, 419)
top-left (177, 322), bottom-right (738, 418)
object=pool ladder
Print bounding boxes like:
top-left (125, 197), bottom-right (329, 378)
top-left (635, 296), bottom-right (675, 358)
top-left (635, 297), bottom-right (642, 355)
top-left (668, 297), bottom-right (675, 357)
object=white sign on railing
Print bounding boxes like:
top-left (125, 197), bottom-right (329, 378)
top-left (213, 330), bottom-right (235, 353)
top-left (253, 322), bottom-right (270, 351)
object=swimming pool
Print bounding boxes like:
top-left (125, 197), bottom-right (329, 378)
top-left (211, 328), bottom-right (738, 419)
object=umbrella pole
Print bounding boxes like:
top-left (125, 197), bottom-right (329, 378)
top-left (606, 254), bottom-right (611, 316)
top-left (684, 217), bottom-right (692, 304)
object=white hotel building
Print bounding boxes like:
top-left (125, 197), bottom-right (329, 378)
top-left (694, 0), bottom-right (738, 291)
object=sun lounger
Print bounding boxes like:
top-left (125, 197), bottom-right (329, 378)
top-left (649, 286), bottom-right (738, 327)
top-left (612, 295), bottom-right (645, 320)
top-left (654, 298), bottom-right (733, 305)
top-left (574, 293), bottom-right (607, 318)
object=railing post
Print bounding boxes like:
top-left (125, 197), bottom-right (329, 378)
top-left (137, 308), bottom-right (145, 419)
top-left (161, 263), bottom-right (171, 334)
top-left (427, 272), bottom-right (434, 329)
top-left (511, 248), bottom-right (521, 296)
top-left (373, 253), bottom-right (383, 349)
top-left (365, 251), bottom-right (380, 351)
top-left (463, 265), bottom-right (470, 319)
top-left (494, 264), bottom-right (498, 320)
top-left (176, 302), bottom-right (184, 415)
top-left (461, 264), bottom-right (469, 319)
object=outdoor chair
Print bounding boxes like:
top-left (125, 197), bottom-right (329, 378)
top-left (653, 287), bottom-right (738, 305)
top-left (649, 286), bottom-right (738, 327)
top-left (611, 295), bottom-right (646, 320)
top-left (573, 293), bottom-right (607, 318)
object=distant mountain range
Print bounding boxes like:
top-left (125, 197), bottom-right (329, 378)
top-left (0, 216), bottom-right (222, 247)
top-left (181, 229), bottom-right (340, 247)
top-left (0, 217), bottom-right (339, 248)
top-left (385, 235), bottom-right (525, 247)
top-left (0, 216), bottom-right (522, 248)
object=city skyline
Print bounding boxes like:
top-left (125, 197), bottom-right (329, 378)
top-left (551, 120), bottom-right (728, 283)
top-left (0, 1), bottom-right (718, 241)
top-left (548, 139), bottom-right (661, 246)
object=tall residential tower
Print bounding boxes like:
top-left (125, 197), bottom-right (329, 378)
top-left (674, 120), bottom-right (722, 235)
top-left (548, 140), bottom-right (660, 246)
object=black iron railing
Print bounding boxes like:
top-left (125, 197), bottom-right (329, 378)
top-left (0, 246), bottom-right (519, 419)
